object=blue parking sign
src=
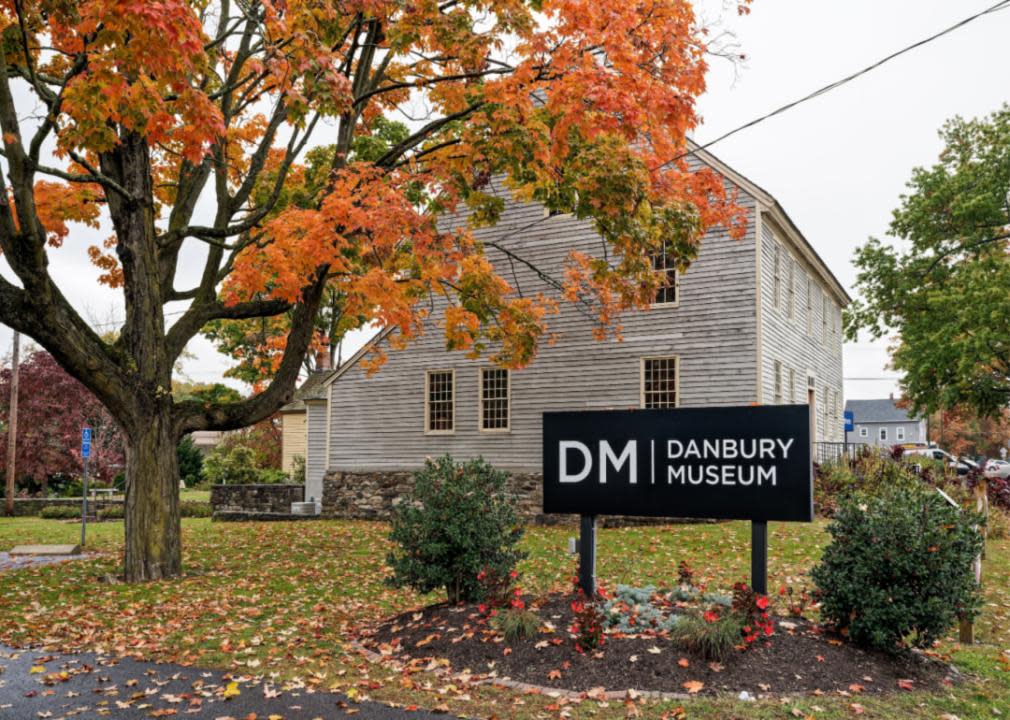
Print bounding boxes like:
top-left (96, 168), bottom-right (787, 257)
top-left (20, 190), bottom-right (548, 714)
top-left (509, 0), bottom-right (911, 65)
top-left (81, 427), bottom-right (92, 458)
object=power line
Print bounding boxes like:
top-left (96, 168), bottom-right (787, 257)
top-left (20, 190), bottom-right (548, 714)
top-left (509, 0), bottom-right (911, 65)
top-left (687, 0), bottom-right (1010, 159)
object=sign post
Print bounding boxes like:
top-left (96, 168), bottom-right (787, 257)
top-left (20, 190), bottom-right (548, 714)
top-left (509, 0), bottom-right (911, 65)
top-left (80, 427), bottom-right (91, 547)
top-left (578, 515), bottom-right (597, 596)
top-left (543, 405), bottom-right (813, 598)
top-left (843, 410), bottom-right (854, 462)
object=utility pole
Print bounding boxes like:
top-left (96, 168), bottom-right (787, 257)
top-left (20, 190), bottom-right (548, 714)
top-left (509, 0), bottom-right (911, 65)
top-left (5, 330), bottom-right (20, 516)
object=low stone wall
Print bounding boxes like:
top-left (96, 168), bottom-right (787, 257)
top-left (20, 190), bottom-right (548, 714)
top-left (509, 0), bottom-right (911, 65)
top-left (322, 470), bottom-right (544, 521)
top-left (210, 484), bottom-right (304, 516)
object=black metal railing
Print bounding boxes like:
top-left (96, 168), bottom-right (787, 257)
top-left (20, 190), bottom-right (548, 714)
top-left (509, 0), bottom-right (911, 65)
top-left (814, 441), bottom-right (871, 465)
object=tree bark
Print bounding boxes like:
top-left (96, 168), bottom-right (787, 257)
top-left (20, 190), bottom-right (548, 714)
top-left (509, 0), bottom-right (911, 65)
top-left (123, 410), bottom-right (181, 581)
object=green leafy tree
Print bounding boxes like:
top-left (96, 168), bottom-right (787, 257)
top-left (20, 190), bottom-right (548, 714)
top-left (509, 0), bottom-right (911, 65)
top-left (846, 106), bottom-right (1010, 417)
top-left (176, 436), bottom-right (204, 487)
top-left (387, 456), bottom-right (525, 603)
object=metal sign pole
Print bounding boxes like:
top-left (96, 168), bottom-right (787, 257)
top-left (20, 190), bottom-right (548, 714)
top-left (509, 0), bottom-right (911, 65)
top-left (80, 427), bottom-right (91, 548)
top-left (751, 520), bottom-right (768, 595)
top-left (81, 456), bottom-right (89, 547)
top-left (578, 514), bottom-right (597, 597)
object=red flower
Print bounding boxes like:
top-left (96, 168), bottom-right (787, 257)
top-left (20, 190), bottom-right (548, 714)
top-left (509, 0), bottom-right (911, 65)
top-left (755, 596), bottom-right (769, 610)
top-left (703, 610), bottom-right (720, 623)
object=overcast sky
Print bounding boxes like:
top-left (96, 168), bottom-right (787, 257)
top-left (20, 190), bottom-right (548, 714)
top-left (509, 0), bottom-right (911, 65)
top-left (1, 0), bottom-right (1008, 402)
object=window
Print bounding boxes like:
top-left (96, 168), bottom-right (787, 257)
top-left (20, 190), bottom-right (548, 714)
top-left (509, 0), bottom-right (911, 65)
top-left (651, 240), bottom-right (679, 305)
top-left (805, 277), bottom-right (814, 336)
top-left (896, 426), bottom-right (906, 441)
top-left (859, 426), bottom-right (868, 438)
top-left (641, 357), bottom-right (678, 409)
top-left (821, 293), bottom-right (828, 345)
top-left (773, 360), bottom-right (783, 404)
top-left (879, 427), bottom-right (888, 442)
top-left (787, 258), bottom-right (796, 319)
top-left (480, 368), bottom-right (510, 431)
top-left (772, 244), bottom-right (782, 310)
top-left (788, 368), bottom-right (796, 404)
top-left (425, 370), bottom-right (454, 433)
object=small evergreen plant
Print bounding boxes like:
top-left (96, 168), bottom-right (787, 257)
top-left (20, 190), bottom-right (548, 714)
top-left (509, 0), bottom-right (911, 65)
top-left (387, 455), bottom-right (525, 603)
top-left (812, 485), bottom-right (984, 652)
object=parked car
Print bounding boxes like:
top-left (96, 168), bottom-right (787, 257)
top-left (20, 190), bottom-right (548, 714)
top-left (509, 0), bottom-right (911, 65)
top-left (904, 447), bottom-right (979, 476)
top-left (985, 459), bottom-right (1010, 479)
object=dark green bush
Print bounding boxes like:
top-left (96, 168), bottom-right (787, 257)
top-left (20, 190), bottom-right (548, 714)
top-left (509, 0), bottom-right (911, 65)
top-left (180, 500), bottom-right (212, 518)
top-left (177, 435), bottom-right (204, 487)
top-left (387, 455), bottom-right (525, 603)
top-left (39, 504), bottom-right (81, 519)
top-left (97, 505), bottom-right (124, 520)
top-left (812, 485), bottom-right (984, 652)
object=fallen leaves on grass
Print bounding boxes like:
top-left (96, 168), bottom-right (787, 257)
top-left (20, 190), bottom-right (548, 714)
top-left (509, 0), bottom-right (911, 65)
top-left (681, 680), bottom-right (703, 694)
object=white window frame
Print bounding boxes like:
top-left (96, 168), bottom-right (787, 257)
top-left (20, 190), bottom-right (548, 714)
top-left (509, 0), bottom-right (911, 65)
top-left (896, 426), bottom-right (906, 442)
top-left (651, 241), bottom-right (680, 307)
top-left (424, 369), bottom-right (455, 435)
top-left (478, 367), bottom-right (511, 433)
top-left (788, 368), bottom-right (796, 404)
top-left (640, 356), bottom-right (680, 409)
top-left (773, 360), bottom-right (783, 404)
top-left (787, 258), bottom-right (796, 320)
top-left (821, 292), bottom-right (829, 345)
top-left (879, 426), bottom-right (888, 442)
top-left (772, 243), bottom-right (782, 310)
top-left (859, 426), bottom-right (868, 438)
top-left (805, 276), bottom-right (814, 336)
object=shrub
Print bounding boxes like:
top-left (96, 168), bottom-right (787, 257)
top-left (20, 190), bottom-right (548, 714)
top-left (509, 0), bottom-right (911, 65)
top-left (177, 435), bottom-right (204, 487)
top-left (812, 485), bottom-right (984, 652)
top-left (39, 504), bottom-right (81, 519)
top-left (495, 608), bottom-right (541, 644)
top-left (289, 455), bottom-right (306, 484)
top-left (204, 445), bottom-right (261, 485)
top-left (180, 500), bottom-right (212, 518)
top-left (97, 505), bottom-right (124, 520)
top-left (386, 456), bottom-right (525, 603)
top-left (668, 612), bottom-right (743, 662)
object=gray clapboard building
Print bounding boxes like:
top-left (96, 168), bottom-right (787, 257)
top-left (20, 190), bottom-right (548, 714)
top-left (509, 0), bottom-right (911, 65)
top-left (844, 398), bottom-right (927, 447)
top-left (291, 147), bottom-right (850, 512)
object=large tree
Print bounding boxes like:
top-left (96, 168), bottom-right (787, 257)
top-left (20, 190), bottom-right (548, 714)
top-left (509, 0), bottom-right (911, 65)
top-left (847, 105), bottom-right (1010, 418)
top-left (0, 0), bottom-right (745, 580)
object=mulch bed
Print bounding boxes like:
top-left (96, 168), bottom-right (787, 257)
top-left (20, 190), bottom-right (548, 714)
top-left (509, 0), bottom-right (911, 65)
top-left (360, 596), bottom-right (957, 697)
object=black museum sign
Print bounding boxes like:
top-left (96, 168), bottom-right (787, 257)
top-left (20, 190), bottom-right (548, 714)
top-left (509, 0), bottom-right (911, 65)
top-left (542, 405), bottom-right (814, 595)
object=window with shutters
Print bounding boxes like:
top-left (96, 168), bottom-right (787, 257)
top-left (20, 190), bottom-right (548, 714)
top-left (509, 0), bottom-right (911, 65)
top-left (641, 357), bottom-right (678, 409)
top-left (425, 370), bottom-right (454, 433)
top-left (480, 368), bottom-right (510, 431)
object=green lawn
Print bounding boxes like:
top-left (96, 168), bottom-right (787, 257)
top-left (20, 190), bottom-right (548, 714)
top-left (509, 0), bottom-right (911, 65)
top-left (179, 488), bottom-right (211, 503)
top-left (1, 517), bottom-right (1008, 719)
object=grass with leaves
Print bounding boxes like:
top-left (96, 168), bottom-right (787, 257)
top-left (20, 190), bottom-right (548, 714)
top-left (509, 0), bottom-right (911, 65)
top-left (0, 517), bottom-right (1008, 719)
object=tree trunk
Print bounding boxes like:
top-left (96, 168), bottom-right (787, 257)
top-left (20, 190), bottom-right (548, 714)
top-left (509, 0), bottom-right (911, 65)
top-left (123, 411), bottom-right (181, 581)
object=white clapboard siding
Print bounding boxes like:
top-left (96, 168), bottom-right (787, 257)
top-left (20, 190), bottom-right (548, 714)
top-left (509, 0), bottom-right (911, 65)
top-left (324, 176), bottom-right (764, 473)
top-left (758, 219), bottom-right (844, 442)
top-left (305, 401), bottom-right (329, 502)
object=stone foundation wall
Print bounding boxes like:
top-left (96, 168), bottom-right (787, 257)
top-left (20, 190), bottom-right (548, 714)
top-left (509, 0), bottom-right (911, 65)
top-left (322, 470), bottom-right (712, 527)
top-left (322, 470), bottom-right (544, 521)
top-left (6, 497), bottom-right (125, 516)
top-left (211, 484), bottom-right (304, 515)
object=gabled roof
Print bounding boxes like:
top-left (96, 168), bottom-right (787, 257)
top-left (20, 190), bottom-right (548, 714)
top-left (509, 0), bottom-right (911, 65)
top-left (323, 143), bottom-right (851, 388)
top-left (845, 399), bottom-right (919, 424)
top-left (280, 368), bottom-right (339, 412)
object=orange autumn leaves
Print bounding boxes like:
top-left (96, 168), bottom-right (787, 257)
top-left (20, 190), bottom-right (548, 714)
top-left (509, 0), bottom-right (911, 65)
top-left (8, 0), bottom-right (748, 376)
